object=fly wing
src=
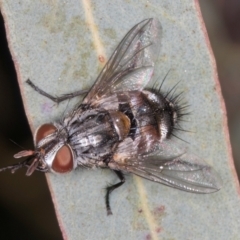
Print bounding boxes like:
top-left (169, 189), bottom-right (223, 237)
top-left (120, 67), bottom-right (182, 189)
top-left (83, 18), bottom-right (162, 104)
top-left (111, 139), bottom-right (222, 193)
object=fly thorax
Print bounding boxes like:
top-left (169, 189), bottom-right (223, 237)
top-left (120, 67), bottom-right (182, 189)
top-left (68, 109), bottom-right (115, 149)
top-left (67, 109), bottom-right (120, 166)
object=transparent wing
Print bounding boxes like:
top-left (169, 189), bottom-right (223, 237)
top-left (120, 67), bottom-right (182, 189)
top-left (83, 18), bottom-right (162, 104)
top-left (111, 139), bottom-right (222, 193)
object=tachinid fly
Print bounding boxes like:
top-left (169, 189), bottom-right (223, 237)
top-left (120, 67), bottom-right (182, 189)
top-left (1, 18), bottom-right (222, 215)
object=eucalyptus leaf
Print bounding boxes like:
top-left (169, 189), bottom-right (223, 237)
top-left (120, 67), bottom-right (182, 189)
top-left (1, 1), bottom-right (239, 239)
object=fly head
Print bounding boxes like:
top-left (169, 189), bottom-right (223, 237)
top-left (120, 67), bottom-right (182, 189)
top-left (0, 123), bottom-right (75, 175)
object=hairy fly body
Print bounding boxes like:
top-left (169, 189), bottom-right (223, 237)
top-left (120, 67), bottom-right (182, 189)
top-left (0, 18), bottom-right (222, 215)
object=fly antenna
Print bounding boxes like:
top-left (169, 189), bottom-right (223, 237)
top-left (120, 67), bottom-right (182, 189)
top-left (9, 138), bottom-right (25, 150)
top-left (26, 158), bottom-right (40, 176)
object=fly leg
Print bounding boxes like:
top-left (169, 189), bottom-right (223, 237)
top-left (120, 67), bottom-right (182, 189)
top-left (105, 170), bottom-right (125, 215)
top-left (26, 79), bottom-right (88, 103)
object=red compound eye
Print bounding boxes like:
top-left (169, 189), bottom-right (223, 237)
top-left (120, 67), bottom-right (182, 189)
top-left (52, 145), bottom-right (73, 173)
top-left (35, 123), bottom-right (57, 144)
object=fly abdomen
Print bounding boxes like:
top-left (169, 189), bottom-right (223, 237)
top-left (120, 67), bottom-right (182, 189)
top-left (142, 89), bottom-right (180, 141)
top-left (115, 89), bottom-right (180, 154)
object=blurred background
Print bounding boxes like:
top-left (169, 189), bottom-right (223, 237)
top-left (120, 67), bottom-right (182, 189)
top-left (0, 1), bottom-right (239, 239)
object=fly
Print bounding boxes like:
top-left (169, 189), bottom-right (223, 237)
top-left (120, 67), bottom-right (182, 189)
top-left (0, 18), bottom-right (222, 215)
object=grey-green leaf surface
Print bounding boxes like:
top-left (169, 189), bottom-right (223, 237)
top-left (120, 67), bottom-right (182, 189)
top-left (1, 1), bottom-right (239, 239)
